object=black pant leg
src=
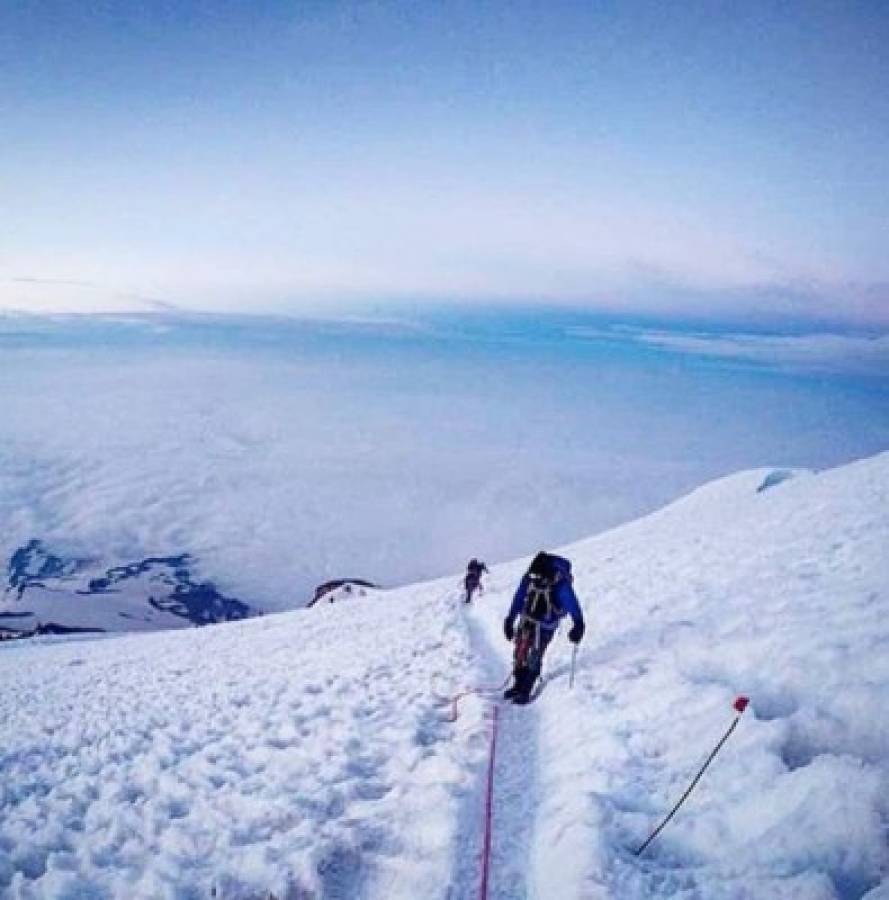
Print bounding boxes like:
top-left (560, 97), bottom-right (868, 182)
top-left (513, 624), bottom-right (555, 696)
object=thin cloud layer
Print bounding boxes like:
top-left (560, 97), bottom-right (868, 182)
top-left (638, 331), bottom-right (889, 376)
top-left (570, 325), bottom-right (889, 379)
top-left (0, 279), bottom-right (179, 315)
top-left (2, 315), bottom-right (887, 608)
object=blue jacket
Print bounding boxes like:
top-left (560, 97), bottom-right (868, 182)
top-left (507, 554), bottom-right (584, 632)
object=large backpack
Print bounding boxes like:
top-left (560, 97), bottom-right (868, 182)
top-left (522, 572), bottom-right (563, 621)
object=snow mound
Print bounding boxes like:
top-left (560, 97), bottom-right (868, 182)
top-left (1, 452), bottom-right (887, 898)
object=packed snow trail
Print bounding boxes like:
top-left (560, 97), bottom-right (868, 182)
top-left (2, 454), bottom-right (888, 898)
top-left (464, 584), bottom-right (595, 900)
top-left (485, 705), bottom-right (541, 899)
top-left (452, 599), bottom-right (543, 900)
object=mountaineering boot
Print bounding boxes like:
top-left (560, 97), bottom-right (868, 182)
top-left (510, 669), bottom-right (535, 704)
top-left (503, 682), bottom-right (520, 699)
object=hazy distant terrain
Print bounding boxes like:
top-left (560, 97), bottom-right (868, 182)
top-left (2, 310), bottom-right (887, 614)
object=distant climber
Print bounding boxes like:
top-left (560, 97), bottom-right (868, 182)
top-left (463, 558), bottom-right (488, 604)
top-left (502, 551), bottom-right (585, 704)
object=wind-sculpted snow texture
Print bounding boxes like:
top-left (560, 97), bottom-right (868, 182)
top-left (1, 541), bottom-right (255, 634)
top-left (1, 453), bottom-right (888, 898)
top-left (0, 589), bottom-right (489, 898)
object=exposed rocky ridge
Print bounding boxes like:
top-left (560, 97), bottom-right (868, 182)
top-left (1, 540), bottom-right (256, 636)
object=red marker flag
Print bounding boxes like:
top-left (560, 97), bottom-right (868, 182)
top-left (733, 695), bottom-right (749, 714)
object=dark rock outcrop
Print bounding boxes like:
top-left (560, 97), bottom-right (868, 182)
top-left (3, 540), bottom-right (256, 634)
top-left (308, 579), bottom-right (378, 608)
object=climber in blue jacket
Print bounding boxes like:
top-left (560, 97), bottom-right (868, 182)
top-left (503, 551), bottom-right (585, 704)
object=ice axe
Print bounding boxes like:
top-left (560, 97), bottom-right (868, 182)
top-left (569, 643), bottom-right (578, 689)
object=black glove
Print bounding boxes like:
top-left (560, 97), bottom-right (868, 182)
top-left (503, 617), bottom-right (515, 641)
top-left (568, 621), bottom-right (585, 644)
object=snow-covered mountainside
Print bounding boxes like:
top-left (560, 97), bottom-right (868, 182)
top-left (0, 541), bottom-right (256, 636)
top-left (1, 454), bottom-right (887, 899)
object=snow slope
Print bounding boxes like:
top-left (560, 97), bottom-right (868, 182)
top-left (1, 453), bottom-right (887, 899)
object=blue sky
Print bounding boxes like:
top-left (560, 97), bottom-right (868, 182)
top-left (2, 1), bottom-right (888, 327)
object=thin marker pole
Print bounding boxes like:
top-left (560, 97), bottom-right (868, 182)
top-left (635, 696), bottom-right (749, 857)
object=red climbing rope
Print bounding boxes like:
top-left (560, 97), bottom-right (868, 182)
top-left (479, 704), bottom-right (499, 900)
top-left (443, 672), bottom-right (511, 722)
